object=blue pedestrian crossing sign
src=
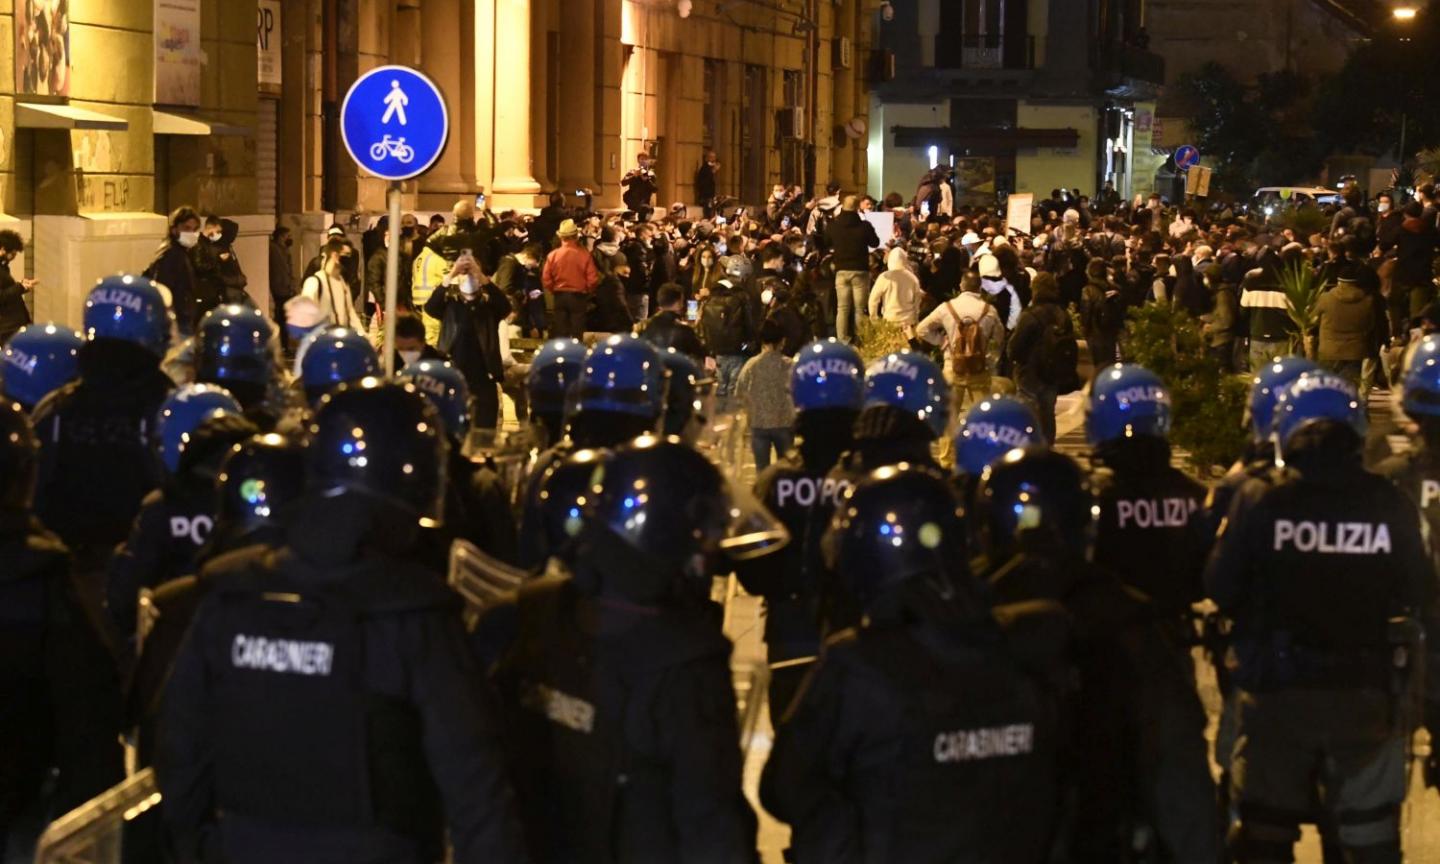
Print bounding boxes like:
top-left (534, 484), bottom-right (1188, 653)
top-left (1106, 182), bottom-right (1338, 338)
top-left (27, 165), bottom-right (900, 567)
top-left (341, 65), bottom-right (449, 181)
top-left (1174, 144), bottom-right (1200, 170)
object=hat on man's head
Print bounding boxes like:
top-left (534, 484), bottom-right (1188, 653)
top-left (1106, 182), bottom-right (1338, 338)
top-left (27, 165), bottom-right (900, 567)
top-left (557, 219), bottom-right (579, 238)
top-left (977, 254), bottom-right (1001, 278)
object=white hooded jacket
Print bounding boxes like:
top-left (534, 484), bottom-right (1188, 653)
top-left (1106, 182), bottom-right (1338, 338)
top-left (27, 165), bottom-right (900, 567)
top-left (868, 247), bottom-right (922, 326)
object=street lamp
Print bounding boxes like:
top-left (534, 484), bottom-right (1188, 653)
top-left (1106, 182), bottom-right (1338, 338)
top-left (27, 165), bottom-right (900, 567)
top-left (1395, 6), bottom-right (1418, 20)
top-left (1395, 5), bottom-right (1417, 163)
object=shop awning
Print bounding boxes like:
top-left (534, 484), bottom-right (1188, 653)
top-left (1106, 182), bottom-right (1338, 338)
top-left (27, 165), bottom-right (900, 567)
top-left (16, 102), bottom-right (128, 131)
top-left (153, 111), bottom-right (251, 136)
top-left (892, 126), bottom-right (1080, 151)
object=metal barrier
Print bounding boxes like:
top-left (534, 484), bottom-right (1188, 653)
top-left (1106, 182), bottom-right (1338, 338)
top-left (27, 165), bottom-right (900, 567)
top-left (735, 661), bottom-right (770, 757)
top-left (32, 770), bottom-right (160, 864)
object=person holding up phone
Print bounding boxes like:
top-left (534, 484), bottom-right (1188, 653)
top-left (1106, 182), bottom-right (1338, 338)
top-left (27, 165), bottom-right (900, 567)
top-left (423, 252), bottom-right (512, 434)
top-left (639, 283), bottom-right (706, 363)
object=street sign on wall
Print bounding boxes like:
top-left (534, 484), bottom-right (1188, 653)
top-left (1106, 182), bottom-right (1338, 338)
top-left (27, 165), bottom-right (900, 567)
top-left (1174, 144), bottom-right (1200, 170)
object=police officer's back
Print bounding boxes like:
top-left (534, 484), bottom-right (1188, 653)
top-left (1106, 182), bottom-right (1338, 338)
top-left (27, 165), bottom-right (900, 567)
top-left (478, 437), bottom-right (779, 863)
top-left (106, 387), bottom-right (254, 646)
top-left (156, 379), bottom-right (527, 864)
top-left (1086, 365), bottom-right (1210, 620)
top-left (761, 466), bottom-right (1065, 864)
top-left (737, 339), bottom-right (863, 714)
top-left (0, 399), bottom-right (123, 855)
top-left (33, 276), bottom-right (174, 579)
top-left (978, 448), bottom-right (1219, 864)
top-left (1205, 372), bottom-right (1431, 863)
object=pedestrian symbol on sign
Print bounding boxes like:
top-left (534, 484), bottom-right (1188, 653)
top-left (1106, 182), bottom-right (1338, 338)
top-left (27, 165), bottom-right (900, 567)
top-left (382, 80), bottom-right (409, 126)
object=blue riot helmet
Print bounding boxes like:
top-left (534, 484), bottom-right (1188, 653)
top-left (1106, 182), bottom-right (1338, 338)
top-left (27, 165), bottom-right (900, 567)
top-left (0, 398), bottom-right (38, 510)
top-left (862, 351), bottom-right (950, 439)
top-left (1401, 334), bottom-right (1440, 421)
top-left (1272, 371), bottom-right (1367, 459)
top-left (659, 348), bottom-right (713, 441)
top-left (527, 337), bottom-right (586, 416)
top-left (195, 304), bottom-right (277, 404)
top-left (2, 323), bottom-right (83, 410)
top-left (565, 334), bottom-right (665, 448)
top-left (154, 383), bottom-right (243, 475)
top-left (534, 447), bottom-right (608, 562)
top-left (308, 378), bottom-right (448, 526)
top-left (401, 359), bottom-right (471, 443)
top-left (295, 327), bottom-right (381, 404)
top-left (822, 464), bottom-right (980, 619)
top-left (975, 447), bottom-right (1096, 563)
top-left (1085, 363), bottom-right (1172, 450)
top-left (84, 274), bottom-right (172, 357)
top-left (1249, 355), bottom-right (1318, 443)
top-left (216, 433), bottom-right (307, 535)
top-left (955, 396), bottom-right (1042, 478)
top-left (583, 435), bottom-right (787, 600)
top-left (792, 339), bottom-right (864, 413)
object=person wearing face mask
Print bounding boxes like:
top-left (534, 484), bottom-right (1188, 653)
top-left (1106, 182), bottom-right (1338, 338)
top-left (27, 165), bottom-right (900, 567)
top-left (389, 312), bottom-right (447, 371)
top-left (1374, 191), bottom-right (1403, 254)
top-left (268, 227), bottom-right (296, 330)
top-left (143, 205), bottom-right (203, 336)
top-left (195, 215), bottom-right (249, 312)
top-left (688, 242), bottom-right (724, 298)
top-left (0, 229), bottom-right (35, 344)
top-left (300, 238), bottom-right (367, 331)
top-left (425, 252), bottom-right (513, 435)
top-left (494, 242), bottom-right (547, 338)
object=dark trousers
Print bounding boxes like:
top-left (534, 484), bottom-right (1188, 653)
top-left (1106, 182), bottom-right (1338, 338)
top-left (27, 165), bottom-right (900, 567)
top-left (550, 292), bottom-right (589, 339)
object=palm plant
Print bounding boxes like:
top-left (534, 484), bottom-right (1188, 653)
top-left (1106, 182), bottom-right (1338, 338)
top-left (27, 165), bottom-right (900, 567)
top-left (1276, 258), bottom-right (1322, 358)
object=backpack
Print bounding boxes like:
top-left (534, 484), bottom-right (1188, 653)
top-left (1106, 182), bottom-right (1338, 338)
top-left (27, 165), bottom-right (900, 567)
top-left (945, 302), bottom-right (989, 375)
top-left (1037, 308), bottom-right (1081, 393)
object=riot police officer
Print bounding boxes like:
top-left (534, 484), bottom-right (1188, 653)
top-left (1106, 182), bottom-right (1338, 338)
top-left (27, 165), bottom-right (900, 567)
top-left (821, 350), bottom-right (948, 630)
top-left (194, 303), bottom-right (290, 429)
top-left (952, 395), bottom-right (1042, 512)
top-left (834, 350), bottom-right (949, 477)
top-left (516, 333), bottom-right (665, 567)
top-left (157, 378), bottom-right (527, 864)
top-left (0, 398), bottom-right (123, 859)
top-left (126, 433), bottom-right (305, 773)
top-left (475, 436), bottom-right (783, 863)
top-left (402, 359), bottom-right (518, 566)
top-left (1086, 364), bottom-right (1210, 626)
top-left (1381, 334), bottom-right (1440, 789)
top-left (524, 337), bottom-right (586, 450)
top-left (294, 326), bottom-right (380, 405)
top-left (735, 338), bottom-right (863, 715)
top-left (761, 465), bottom-right (1067, 863)
top-left (978, 448), bottom-right (1219, 863)
top-left (2, 323), bottom-right (83, 412)
top-left (106, 383), bottom-right (253, 646)
top-left (1206, 372), bottom-right (1433, 863)
top-left (33, 275), bottom-right (175, 618)
top-left (1206, 355), bottom-right (1317, 534)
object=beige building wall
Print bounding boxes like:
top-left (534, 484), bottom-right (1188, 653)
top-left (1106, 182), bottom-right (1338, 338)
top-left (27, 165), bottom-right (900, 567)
top-left (1014, 102), bottom-right (1098, 198)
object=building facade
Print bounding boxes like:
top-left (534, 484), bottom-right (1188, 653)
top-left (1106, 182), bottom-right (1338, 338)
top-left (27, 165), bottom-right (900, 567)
top-left (867, 0), bottom-right (1165, 207)
top-left (0, 0), bottom-right (876, 331)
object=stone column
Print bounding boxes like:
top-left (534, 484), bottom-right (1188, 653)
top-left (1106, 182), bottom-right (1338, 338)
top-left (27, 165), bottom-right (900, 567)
top-left (417, 0), bottom-right (476, 205)
top-left (490, 0), bottom-right (543, 206)
top-left (557, 0), bottom-right (598, 191)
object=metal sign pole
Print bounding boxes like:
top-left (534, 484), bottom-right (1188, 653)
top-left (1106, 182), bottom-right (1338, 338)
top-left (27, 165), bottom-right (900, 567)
top-left (383, 181), bottom-right (401, 376)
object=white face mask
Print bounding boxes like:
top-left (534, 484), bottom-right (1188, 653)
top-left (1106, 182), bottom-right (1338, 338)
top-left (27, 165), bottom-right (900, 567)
top-left (761, 288), bottom-right (775, 306)
top-left (1378, 202), bottom-right (1392, 213)
top-left (178, 230), bottom-right (200, 249)
top-left (399, 349), bottom-right (422, 366)
top-left (459, 276), bottom-right (478, 296)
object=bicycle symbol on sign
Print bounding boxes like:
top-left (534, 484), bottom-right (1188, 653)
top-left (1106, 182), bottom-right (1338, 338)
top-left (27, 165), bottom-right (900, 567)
top-left (370, 135), bottom-right (415, 164)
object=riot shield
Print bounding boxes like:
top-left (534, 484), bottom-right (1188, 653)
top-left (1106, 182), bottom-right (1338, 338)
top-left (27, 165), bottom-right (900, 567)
top-left (32, 769), bottom-right (160, 864)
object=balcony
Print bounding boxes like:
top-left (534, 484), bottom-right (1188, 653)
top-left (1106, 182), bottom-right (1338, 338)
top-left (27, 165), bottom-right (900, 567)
top-left (935, 34), bottom-right (1036, 72)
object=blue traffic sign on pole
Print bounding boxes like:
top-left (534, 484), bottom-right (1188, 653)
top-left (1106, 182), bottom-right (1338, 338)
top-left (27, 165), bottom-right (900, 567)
top-left (1174, 144), bottom-right (1200, 170)
top-left (340, 65), bottom-right (449, 181)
